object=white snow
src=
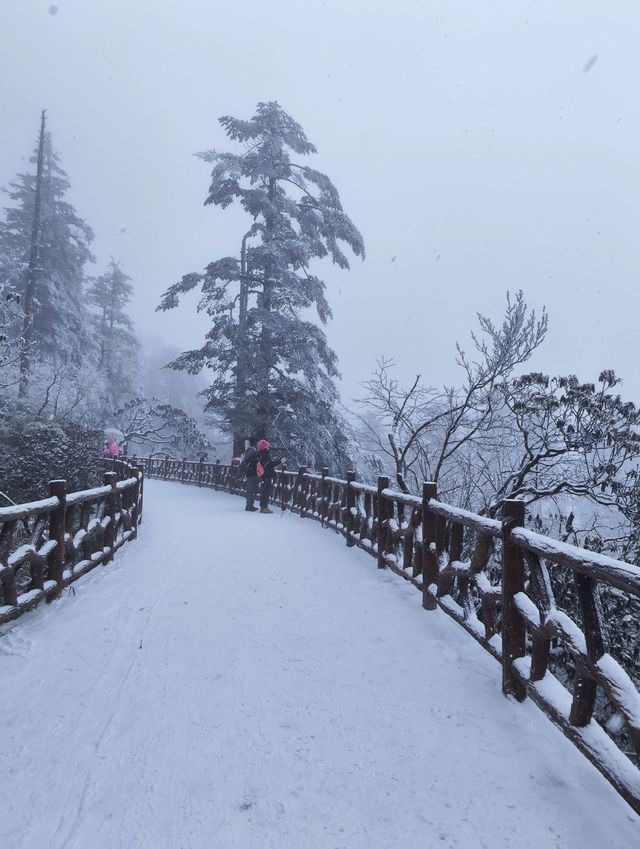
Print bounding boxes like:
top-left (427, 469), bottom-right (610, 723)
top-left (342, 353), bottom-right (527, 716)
top-left (350, 480), bottom-right (377, 494)
top-left (381, 487), bottom-right (421, 507)
top-left (546, 608), bottom-right (588, 656)
top-left (512, 527), bottom-right (640, 591)
top-left (7, 543), bottom-right (37, 567)
top-left (0, 495), bottom-right (58, 521)
top-left (429, 499), bottom-right (502, 535)
top-left (514, 657), bottom-right (640, 801)
top-left (7, 538), bottom-right (57, 568)
top-left (66, 484), bottom-right (111, 506)
top-left (0, 479), bottom-right (638, 849)
top-left (475, 571), bottom-right (500, 597)
top-left (116, 476), bottom-right (138, 490)
top-left (514, 590), bottom-right (543, 625)
top-left (597, 654), bottom-right (640, 732)
top-left (73, 528), bottom-right (88, 547)
top-left (14, 588), bottom-right (43, 606)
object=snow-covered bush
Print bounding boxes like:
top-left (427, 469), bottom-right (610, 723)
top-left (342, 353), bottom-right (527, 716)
top-left (0, 400), bottom-right (103, 502)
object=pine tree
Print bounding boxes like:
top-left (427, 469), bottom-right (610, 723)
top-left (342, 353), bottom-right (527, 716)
top-left (0, 119), bottom-right (94, 385)
top-left (18, 110), bottom-right (46, 396)
top-left (158, 101), bottom-right (364, 460)
top-left (87, 259), bottom-right (140, 413)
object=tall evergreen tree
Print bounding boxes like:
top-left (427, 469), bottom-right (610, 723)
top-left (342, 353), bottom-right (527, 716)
top-left (18, 110), bottom-right (46, 396)
top-left (158, 101), bottom-right (364, 458)
top-left (0, 120), bottom-right (94, 383)
top-left (87, 259), bottom-right (140, 412)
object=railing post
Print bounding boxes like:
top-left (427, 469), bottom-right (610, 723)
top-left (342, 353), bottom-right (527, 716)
top-left (47, 480), bottom-right (66, 593)
top-left (569, 574), bottom-right (604, 727)
top-left (214, 459), bottom-right (221, 491)
top-left (181, 457), bottom-right (187, 482)
top-left (320, 466), bottom-right (329, 524)
top-left (163, 454), bottom-right (169, 480)
top-left (103, 472), bottom-right (117, 563)
top-left (137, 464), bottom-right (144, 526)
top-left (130, 468), bottom-right (141, 539)
top-left (279, 462), bottom-right (287, 510)
top-left (377, 475), bottom-right (390, 569)
top-left (297, 466), bottom-right (307, 516)
top-left (501, 499), bottom-right (527, 701)
top-left (198, 456), bottom-right (204, 487)
top-left (346, 471), bottom-right (356, 547)
top-left (421, 482), bottom-right (438, 610)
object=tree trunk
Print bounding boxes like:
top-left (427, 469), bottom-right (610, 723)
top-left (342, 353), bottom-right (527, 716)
top-left (232, 232), bottom-right (251, 449)
top-left (18, 110), bottom-right (47, 398)
top-left (99, 301), bottom-right (107, 367)
top-left (106, 260), bottom-right (116, 410)
top-left (256, 177), bottom-right (276, 437)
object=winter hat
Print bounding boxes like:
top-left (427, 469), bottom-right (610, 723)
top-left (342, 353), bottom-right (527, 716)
top-left (257, 439), bottom-right (270, 451)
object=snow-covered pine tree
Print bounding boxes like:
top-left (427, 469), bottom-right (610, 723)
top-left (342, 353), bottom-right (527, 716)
top-left (87, 259), bottom-right (140, 413)
top-left (17, 110), bottom-right (46, 397)
top-left (158, 101), bottom-right (364, 461)
top-left (0, 120), bottom-right (95, 388)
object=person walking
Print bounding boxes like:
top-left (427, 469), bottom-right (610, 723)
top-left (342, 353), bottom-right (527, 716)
top-left (256, 439), bottom-right (278, 514)
top-left (240, 439), bottom-right (259, 512)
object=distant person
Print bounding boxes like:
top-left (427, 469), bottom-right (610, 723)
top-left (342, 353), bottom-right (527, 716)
top-left (107, 437), bottom-right (120, 458)
top-left (256, 439), bottom-right (281, 514)
top-left (239, 438), bottom-right (259, 512)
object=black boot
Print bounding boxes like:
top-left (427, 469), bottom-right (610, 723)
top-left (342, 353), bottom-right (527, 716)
top-left (245, 505), bottom-right (258, 512)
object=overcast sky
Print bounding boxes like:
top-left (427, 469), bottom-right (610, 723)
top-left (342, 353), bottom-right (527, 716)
top-left (2, 1), bottom-right (639, 406)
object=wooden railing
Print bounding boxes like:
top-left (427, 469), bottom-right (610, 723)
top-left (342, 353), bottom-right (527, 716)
top-left (0, 458), bottom-right (143, 626)
top-left (138, 456), bottom-right (640, 814)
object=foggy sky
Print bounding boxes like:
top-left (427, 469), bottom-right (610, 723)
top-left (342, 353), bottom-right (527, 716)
top-left (2, 1), bottom-right (639, 406)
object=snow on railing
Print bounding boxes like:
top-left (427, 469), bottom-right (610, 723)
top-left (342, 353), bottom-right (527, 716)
top-left (0, 458), bottom-right (143, 626)
top-left (138, 455), bottom-right (640, 815)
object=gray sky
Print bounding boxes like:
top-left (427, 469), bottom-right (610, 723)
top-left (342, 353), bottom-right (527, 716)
top-left (2, 0), bottom-right (639, 405)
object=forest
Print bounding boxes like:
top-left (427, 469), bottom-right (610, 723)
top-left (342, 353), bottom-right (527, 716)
top-left (0, 111), bottom-right (215, 503)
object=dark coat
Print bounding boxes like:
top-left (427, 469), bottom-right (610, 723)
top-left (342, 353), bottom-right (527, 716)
top-left (258, 449), bottom-right (277, 479)
top-left (241, 446), bottom-right (258, 478)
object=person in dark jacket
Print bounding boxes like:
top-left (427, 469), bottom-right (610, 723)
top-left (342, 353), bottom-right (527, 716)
top-left (240, 439), bottom-right (259, 512)
top-left (256, 439), bottom-right (278, 513)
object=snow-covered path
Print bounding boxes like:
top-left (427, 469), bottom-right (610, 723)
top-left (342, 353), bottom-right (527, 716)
top-left (1, 480), bottom-right (638, 849)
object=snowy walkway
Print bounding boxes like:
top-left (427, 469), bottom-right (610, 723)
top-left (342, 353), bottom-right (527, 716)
top-left (1, 480), bottom-right (639, 849)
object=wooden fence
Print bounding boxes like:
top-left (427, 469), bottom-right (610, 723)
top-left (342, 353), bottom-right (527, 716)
top-left (137, 455), bottom-right (640, 815)
top-left (0, 458), bottom-right (143, 626)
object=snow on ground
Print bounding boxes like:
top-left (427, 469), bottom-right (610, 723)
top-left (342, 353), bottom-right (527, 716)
top-left (1, 479), bottom-right (638, 849)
